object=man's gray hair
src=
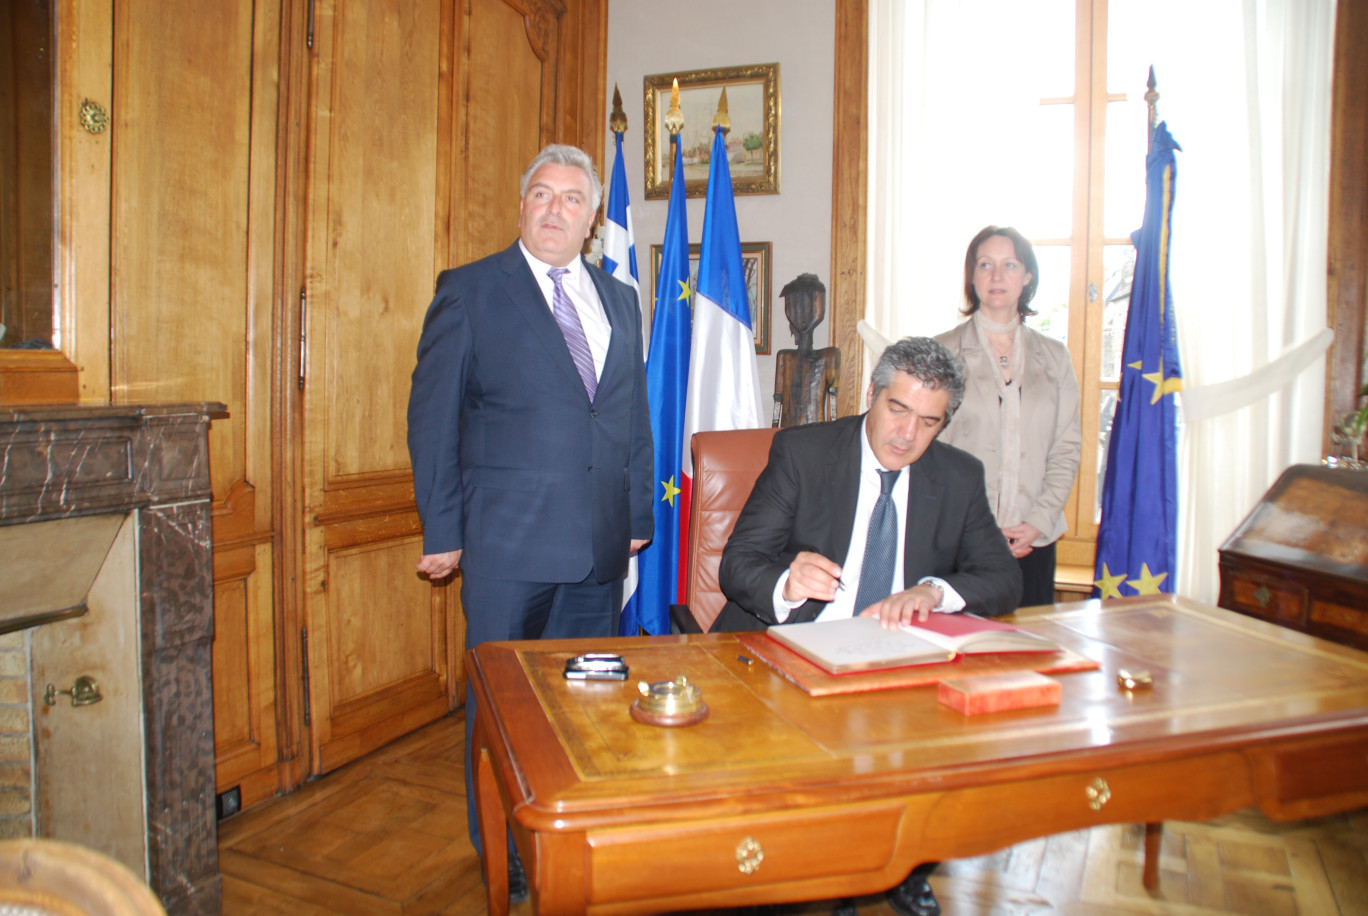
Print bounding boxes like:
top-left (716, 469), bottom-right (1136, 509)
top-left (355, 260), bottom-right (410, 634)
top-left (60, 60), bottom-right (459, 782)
top-left (520, 144), bottom-right (603, 212)
top-left (870, 336), bottom-right (967, 425)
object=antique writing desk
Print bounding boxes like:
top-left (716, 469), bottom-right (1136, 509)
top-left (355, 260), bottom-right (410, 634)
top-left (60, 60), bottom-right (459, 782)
top-left (468, 596), bottom-right (1368, 915)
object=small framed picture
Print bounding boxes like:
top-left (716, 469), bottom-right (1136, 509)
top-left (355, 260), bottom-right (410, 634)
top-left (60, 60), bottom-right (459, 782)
top-left (650, 241), bottom-right (772, 355)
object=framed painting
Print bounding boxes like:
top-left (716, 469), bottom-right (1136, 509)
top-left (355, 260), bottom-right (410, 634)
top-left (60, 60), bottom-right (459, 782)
top-left (643, 63), bottom-right (780, 200)
top-left (649, 241), bottom-right (772, 355)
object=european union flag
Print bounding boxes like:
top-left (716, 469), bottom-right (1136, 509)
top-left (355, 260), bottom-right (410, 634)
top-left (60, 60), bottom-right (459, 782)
top-left (619, 137), bottom-right (691, 635)
top-left (1094, 122), bottom-right (1183, 599)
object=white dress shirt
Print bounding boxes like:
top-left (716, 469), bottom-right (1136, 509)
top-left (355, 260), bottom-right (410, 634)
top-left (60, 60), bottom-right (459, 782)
top-left (520, 242), bottom-right (611, 380)
top-left (772, 415), bottom-right (965, 621)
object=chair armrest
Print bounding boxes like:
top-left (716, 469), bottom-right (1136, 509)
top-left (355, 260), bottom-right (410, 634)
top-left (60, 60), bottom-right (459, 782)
top-left (669, 604), bottom-right (704, 635)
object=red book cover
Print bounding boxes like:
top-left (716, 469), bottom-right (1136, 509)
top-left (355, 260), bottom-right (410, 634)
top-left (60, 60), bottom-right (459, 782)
top-left (938, 671), bottom-right (1062, 714)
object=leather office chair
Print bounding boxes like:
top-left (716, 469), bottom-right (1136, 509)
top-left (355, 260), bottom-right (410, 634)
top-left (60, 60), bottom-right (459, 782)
top-left (670, 427), bottom-right (778, 634)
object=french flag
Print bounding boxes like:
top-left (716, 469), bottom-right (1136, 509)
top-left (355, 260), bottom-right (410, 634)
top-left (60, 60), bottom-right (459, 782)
top-left (678, 123), bottom-right (765, 595)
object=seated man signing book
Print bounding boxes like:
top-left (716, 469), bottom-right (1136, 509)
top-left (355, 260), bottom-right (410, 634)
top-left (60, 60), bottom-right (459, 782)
top-left (714, 335), bottom-right (1021, 634)
top-left (713, 336), bottom-right (1022, 916)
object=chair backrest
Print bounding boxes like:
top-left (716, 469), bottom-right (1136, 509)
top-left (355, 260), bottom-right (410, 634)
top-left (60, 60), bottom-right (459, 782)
top-left (685, 427), bottom-right (778, 632)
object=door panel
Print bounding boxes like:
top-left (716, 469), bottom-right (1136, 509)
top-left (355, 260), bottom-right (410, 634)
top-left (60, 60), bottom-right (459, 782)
top-left (108, 0), bottom-right (283, 803)
top-left (301, 0), bottom-right (453, 774)
top-left (300, 0), bottom-right (594, 775)
top-left (455, 0), bottom-right (548, 265)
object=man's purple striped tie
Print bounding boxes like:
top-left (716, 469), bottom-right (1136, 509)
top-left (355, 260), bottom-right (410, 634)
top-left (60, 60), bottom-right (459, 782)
top-left (548, 267), bottom-right (597, 401)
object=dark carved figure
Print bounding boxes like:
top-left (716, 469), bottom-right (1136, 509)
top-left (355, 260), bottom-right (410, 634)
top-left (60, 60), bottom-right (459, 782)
top-left (773, 273), bottom-right (840, 427)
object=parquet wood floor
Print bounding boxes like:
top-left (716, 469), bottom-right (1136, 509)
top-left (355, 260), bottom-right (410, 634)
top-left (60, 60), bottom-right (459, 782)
top-left (219, 712), bottom-right (1368, 915)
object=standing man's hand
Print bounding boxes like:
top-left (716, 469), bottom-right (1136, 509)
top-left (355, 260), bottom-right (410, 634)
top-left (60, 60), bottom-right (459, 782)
top-left (629, 538), bottom-right (649, 553)
top-left (782, 551), bottom-right (844, 603)
top-left (859, 582), bottom-right (943, 628)
top-left (416, 549), bottom-right (461, 579)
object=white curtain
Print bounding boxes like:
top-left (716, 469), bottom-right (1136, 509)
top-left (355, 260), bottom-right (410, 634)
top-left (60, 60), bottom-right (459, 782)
top-left (867, 0), bottom-right (1336, 604)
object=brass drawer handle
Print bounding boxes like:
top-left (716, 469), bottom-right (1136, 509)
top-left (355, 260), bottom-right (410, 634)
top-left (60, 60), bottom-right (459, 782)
top-left (1086, 777), bottom-right (1111, 811)
top-left (1253, 585), bottom-right (1272, 609)
top-left (736, 836), bottom-right (764, 875)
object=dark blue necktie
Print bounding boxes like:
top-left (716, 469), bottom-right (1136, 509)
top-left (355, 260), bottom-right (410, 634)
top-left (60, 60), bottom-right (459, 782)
top-left (853, 469), bottom-right (898, 613)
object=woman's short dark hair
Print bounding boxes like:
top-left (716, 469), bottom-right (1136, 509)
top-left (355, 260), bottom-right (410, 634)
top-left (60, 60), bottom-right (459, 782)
top-left (962, 225), bottom-right (1039, 318)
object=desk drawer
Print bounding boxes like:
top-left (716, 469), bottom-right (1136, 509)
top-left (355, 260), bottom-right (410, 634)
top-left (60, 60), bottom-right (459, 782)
top-left (922, 753), bottom-right (1252, 853)
top-left (1249, 732), bottom-right (1368, 818)
top-left (587, 802), bottom-right (907, 903)
top-left (1221, 568), bottom-right (1309, 627)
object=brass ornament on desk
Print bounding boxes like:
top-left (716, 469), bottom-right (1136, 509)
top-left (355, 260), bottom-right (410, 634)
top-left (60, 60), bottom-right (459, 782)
top-left (630, 675), bottom-right (709, 727)
top-left (1117, 669), bottom-right (1153, 691)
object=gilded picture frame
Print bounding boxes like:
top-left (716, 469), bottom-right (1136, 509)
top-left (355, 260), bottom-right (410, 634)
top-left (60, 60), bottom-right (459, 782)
top-left (643, 63), bottom-right (780, 200)
top-left (649, 241), bottom-right (772, 355)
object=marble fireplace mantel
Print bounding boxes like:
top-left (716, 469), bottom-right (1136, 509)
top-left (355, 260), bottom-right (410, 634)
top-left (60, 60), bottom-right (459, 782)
top-left (0, 403), bottom-right (225, 916)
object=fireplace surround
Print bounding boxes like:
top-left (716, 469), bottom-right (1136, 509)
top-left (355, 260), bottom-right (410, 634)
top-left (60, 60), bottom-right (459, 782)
top-left (0, 403), bottom-right (224, 916)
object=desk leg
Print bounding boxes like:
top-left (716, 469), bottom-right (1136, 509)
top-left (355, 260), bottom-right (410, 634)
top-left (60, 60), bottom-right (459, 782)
top-left (473, 711), bottom-right (509, 916)
top-left (1142, 821), bottom-right (1162, 890)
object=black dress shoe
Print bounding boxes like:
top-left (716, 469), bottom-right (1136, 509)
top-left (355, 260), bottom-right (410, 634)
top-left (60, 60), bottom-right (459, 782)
top-left (508, 847), bottom-right (529, 904)
top-left (886, 874), bottom-right (940, 916)
top-left (831, 898), bottom-right (859, 916)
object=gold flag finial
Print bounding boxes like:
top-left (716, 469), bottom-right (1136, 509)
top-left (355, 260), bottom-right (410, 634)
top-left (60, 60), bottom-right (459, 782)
top-left (609, 84), bottom-right (627, 135)
top-left (664, 78), bottom-right (684, 136)
top-left (712, 86), bottom-right (731, 134)
top-left (1145, 65), bottom-right (1160, 152)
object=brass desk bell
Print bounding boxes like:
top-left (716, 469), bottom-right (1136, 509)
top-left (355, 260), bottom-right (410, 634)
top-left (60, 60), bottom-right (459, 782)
top-left (630, 675), bottom-right (709, 727)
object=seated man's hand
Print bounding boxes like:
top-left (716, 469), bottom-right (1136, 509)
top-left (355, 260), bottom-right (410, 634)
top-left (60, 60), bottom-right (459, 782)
top-left (859, 582), bottom-right (943, 629)
top-left (416, 549), bottom-right (461, 580)
top-left (782, 551), bottom-right (844, 604)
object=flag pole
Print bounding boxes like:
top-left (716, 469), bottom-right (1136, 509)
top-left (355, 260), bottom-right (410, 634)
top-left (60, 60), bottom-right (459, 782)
top-left (1145, 66), bottom-right (1160, 154)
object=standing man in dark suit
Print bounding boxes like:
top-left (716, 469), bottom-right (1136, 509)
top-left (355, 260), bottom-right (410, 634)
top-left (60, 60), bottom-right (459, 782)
top-left (714, 336), bottom-right (1020, 916)
top-left (406, 144), bottom-right (652, 901)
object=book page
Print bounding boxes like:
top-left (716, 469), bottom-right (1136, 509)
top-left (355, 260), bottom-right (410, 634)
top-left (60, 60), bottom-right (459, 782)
top-left (766, 617), bottom-right (955, 674)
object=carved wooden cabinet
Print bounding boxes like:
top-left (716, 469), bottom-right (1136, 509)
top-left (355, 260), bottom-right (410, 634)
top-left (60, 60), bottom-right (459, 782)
top-left (1218, 464), bottom-right (1368, 650)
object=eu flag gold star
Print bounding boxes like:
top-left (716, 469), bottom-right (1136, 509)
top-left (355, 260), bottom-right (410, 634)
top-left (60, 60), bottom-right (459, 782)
top-left (1127, 563), bottom-right (1169, 595)
top-left (1094, 563), bottom-right (1126, 600)
top-left (676, 279), bottom-right (691, 302)
top-left (660, 475), bottom-right (681, 507)
top-left (1141, 357), bottom-right (1183, 405)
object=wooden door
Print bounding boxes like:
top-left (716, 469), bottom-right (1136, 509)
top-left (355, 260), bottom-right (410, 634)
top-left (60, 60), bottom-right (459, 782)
top-left (298, 0), bottom-right (573, 774)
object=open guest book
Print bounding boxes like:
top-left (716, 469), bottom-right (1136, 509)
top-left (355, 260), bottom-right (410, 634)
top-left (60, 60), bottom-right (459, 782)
top-left (765, 613), bottom-right (1061, 675)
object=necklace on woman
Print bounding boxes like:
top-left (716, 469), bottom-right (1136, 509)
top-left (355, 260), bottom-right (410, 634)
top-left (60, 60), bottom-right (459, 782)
top-left (998, 353), bottom-right (1010, 368)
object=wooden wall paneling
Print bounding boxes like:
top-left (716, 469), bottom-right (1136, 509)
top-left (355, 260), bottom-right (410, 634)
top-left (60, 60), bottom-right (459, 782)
top-left (271, 0), bottom-right (313, 797)
top-left (454, 0), bottom-right (549, 268)
top-left (1327, 1), bottom-right (1368, 453)
top-left (300, 0), bottom-right (454, 776)
top-left (54, 0), bottom-right (111, 402)
top-left (211, 542), bottom-right (280, 809)
top-left (557, 0), bottom-right (608, 164)
top-left (0, 0), bottom-right (54, 346)
top-left (108, 0), bottom-right (284, 804)
top-left (830, 0), bottom-right (868, 419)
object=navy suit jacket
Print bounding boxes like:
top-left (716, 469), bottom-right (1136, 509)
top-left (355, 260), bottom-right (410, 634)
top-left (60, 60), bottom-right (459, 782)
top-left (407, 242), bottom-right (653, 584)
top-left (713, 414), bottom-right (1020, 631)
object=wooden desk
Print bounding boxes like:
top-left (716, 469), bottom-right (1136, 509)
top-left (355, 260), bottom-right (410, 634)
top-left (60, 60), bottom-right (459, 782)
top-left (468, 596), bottom-right (1368, 915)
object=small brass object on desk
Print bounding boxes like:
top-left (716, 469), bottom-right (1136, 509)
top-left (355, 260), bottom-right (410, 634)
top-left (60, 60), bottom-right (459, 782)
top-left (1117, 669), bottom-right (1153, 691)
top-left (630, 675), bottom-right (709, 727)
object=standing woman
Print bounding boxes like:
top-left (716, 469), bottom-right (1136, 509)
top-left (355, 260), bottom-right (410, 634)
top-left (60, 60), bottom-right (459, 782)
top-left (935, 226), bottom-right (1081, 607)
